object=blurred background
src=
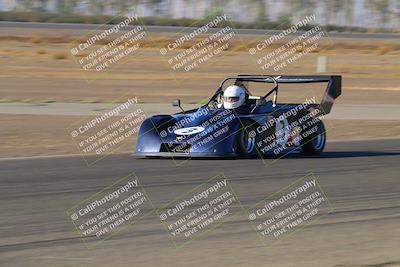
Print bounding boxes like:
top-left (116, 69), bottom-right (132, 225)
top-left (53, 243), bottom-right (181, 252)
top-left (0, 2), bottom-right (400, 267)
top-left (0, 0), bottom-right (399, 157)
top-left (1, 0), bottom-right (400, 30)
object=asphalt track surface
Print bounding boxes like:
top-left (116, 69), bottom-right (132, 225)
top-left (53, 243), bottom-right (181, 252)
top-left (1, 21), bottom-right (400, 39)
top-left (1, 139), bottom-right (399, 267)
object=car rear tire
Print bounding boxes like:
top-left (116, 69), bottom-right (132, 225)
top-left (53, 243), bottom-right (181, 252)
top-left (237, 121), bottom-right (256, 158)
top-left (301, 121), bottom-right (326, 155)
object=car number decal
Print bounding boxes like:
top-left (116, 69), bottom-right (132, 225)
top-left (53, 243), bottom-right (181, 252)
top-left (174, 126), bottom-right (205, 136)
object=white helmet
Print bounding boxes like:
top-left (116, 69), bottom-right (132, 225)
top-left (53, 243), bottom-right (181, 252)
top-left (223, 85), bottom-right (246, 109)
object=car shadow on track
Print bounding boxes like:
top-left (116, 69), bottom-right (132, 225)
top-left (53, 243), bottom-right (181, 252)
top-left (285, 150), bottom-right (400, 159)
top-left (136, 150), bottom-right (400, 160)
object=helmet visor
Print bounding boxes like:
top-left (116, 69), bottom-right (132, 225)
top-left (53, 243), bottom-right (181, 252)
top-left (224, 96), bottom-right (240, 103)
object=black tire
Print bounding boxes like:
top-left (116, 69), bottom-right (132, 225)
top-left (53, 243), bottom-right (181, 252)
top-left (301, 121), bottom-right (326, 155)
top-left (237, 121), bottom-right (257, 157)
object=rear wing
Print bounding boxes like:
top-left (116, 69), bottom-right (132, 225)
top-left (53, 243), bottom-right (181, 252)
top-left (232, 75), bottom-right (342, 115)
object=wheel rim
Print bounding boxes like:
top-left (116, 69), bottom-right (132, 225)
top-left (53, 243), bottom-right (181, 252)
top-left (244, 130), bottom-right (255, 153)
top-left (312, 126), bottom-right (325, 150)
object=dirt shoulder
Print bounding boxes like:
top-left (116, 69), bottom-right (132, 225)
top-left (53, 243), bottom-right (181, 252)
top-left (0, 29), bottom-right (399, 104)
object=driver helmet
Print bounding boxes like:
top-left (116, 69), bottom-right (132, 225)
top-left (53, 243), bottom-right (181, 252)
top-left (223, 85), bottom-right (246, 109)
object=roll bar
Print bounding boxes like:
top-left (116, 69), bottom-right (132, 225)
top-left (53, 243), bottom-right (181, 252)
top-left (208, 75), bottom-right (341, 114)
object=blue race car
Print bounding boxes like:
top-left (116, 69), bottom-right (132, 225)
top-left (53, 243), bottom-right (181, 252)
top-left (135, 75), bottom-right (341, 158)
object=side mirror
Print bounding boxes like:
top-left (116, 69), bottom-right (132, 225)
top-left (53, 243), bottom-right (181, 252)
top-left (172, 99), bottom-right (181, 107)
top-left (172, 99), bottom-right (184, 112)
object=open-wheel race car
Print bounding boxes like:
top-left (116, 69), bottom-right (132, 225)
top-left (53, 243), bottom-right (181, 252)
top-left (135, 75), bottom-right (341, 158)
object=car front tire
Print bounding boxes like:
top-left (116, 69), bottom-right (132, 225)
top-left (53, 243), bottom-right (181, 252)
top-left (237, 121), bottom-right (257, 158)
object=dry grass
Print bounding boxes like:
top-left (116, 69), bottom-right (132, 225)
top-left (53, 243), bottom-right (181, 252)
top-left (0, 32), bottom-right (399, 105)
top-left (0, 34), bottom-right (399, 55)
top-left (79, 98), bottom-right (101, 103)
top-left (376, 45), bottom-right (392, 55)
top-left (36, 49), bottom-right (47, 55)
top-left (29, 36), bottom-right (43, 44)
top-left (0, 97), bottom-right (18, 103)
top-left (52, 52), bottom-right (68, 60)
